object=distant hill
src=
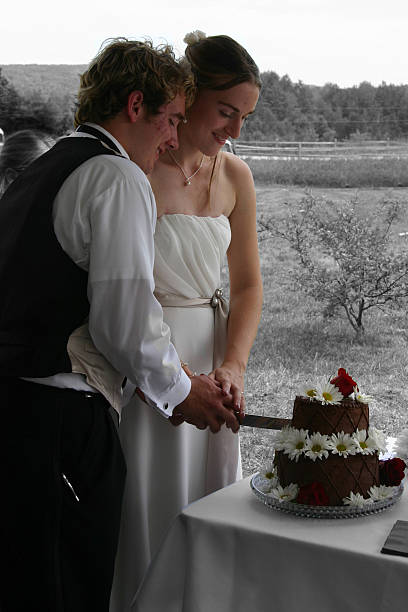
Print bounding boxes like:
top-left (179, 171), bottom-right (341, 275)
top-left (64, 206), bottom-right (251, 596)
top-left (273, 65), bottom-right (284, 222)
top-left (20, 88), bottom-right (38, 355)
top-left (1, 64), bottom-right (86, 101)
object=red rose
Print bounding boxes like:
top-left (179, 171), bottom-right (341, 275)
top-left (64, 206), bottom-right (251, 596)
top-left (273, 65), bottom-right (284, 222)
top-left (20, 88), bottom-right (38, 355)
top-left (330, 368), bottom-right (357, 398)
top-left (296, 482), bottom-right (329, 506)
top-left (379, 458), bottom-right (406, 486)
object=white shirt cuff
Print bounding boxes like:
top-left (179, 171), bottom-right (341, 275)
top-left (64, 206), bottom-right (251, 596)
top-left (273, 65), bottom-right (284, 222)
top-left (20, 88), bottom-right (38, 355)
top-left (145, 368), bottom-right (191, 418)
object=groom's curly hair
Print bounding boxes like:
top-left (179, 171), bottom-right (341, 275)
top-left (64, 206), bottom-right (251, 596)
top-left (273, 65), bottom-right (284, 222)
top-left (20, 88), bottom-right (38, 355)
top-left (74, 38), bottom-right (193, 127)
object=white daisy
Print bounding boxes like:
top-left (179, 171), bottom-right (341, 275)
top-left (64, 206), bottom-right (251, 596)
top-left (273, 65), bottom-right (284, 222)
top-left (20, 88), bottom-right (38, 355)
top-left (343, 492), bottom-right (374, 508)
top-left (368, 426), bottom-right (387, 453)
top-left (273, 426), bottom-right (297, 451)
top-left (352, 386), bottom-right (372, 403)
top-left (304, 432), bottom-right (330, 461)
top-left (351, 429), bottom-right (377, 455)
top-left (327, 432), bottom-right (357, 457)
top-left (258, 464), bottom-right (279, 490)
top-left (368, 485), bottom-right (397, 501)
top-left (315, 382), bottom-right (344, 405)
top-left (260, 463), bottom-right (277, 480)
top-left (283, 428), bottom-right (309, 462)
top-left (270, 483), bottom-right (299, 503)
top-left (299, 384), bottom-right (317, 400)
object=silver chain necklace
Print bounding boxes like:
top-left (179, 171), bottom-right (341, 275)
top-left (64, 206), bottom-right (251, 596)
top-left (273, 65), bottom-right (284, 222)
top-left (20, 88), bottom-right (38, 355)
top-left (168, 150), bottom-right (205, 186)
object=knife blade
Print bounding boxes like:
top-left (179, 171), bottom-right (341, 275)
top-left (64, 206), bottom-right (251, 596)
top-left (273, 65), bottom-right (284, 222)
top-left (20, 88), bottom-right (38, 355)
top-left (241, 415), bottom-right (291, 430)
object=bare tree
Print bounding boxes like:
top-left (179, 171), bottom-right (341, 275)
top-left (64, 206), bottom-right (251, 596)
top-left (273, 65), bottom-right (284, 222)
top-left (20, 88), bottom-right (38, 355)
top-left (259, 194), bottom-right (408, 337)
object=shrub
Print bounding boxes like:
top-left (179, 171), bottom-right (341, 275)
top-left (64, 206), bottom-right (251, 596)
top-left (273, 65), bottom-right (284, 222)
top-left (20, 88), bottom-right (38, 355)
top-left (259, 194), bottom-right (408, 337)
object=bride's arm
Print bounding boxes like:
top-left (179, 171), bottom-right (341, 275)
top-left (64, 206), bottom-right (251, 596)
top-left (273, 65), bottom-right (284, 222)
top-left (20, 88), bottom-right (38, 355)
top-left (209, 157), bottom-right (263, 414)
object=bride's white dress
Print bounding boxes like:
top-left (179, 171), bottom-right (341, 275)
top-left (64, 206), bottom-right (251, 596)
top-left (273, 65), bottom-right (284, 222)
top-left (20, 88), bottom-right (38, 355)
top-left (110, 214), bottom-right (242, 611)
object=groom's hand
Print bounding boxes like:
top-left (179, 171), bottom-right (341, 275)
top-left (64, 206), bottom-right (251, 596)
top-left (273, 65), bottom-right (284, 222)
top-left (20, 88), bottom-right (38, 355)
top-left (170, 374), bottom-right (240, 433)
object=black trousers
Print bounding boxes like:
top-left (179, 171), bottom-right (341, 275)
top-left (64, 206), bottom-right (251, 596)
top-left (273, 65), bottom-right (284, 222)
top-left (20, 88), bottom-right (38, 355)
top-left (0, 378), bottom-right (126, 612)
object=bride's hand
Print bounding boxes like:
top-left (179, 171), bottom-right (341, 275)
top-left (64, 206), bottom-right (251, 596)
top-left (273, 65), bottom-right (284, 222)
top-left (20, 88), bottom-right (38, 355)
top-left (209, 363), bottom-right (245, 421)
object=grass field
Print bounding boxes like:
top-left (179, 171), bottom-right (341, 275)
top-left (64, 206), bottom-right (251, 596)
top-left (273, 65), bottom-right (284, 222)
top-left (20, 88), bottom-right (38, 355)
top-left (247, 157), bottom-right (408, 188)
top-left (239, 184), bottom-right (408, 476)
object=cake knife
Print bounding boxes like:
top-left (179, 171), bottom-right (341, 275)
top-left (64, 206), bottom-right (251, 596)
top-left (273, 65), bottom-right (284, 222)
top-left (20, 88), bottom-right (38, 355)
top-left (241, 415), bottom-right (291, 430)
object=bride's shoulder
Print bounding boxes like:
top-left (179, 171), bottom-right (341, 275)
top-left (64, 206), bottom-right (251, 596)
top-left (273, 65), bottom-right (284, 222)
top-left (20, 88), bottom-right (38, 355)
top-left (221, 151), bottom-right (254, 188)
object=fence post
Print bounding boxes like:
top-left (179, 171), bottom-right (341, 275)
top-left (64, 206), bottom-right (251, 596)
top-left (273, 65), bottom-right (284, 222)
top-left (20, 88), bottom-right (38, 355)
top-left (298, 142), bottom-right (302, 159)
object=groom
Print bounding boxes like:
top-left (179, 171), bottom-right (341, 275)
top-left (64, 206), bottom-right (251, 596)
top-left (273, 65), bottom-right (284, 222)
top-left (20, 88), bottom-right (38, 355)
top-left (0, 39), bottom-right (240, 612)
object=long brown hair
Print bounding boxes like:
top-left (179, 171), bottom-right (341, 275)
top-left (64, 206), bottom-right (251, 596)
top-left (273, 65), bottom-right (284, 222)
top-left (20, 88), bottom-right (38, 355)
top-left (183, 34), bottom-right (261, 93)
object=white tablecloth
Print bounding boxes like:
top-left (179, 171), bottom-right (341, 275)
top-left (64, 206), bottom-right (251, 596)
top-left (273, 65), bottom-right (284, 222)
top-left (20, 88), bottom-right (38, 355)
top-left (131, 476), bottom-right (408, 612)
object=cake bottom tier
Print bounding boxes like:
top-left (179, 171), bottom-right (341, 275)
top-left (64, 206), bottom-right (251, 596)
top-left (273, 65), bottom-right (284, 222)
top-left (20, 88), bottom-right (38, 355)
top-left (274, 450), bottom-right (380, 506)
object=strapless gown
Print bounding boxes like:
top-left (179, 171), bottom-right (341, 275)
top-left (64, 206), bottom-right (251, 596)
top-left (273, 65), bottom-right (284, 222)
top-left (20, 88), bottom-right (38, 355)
top-left (110, 214), bottom-right (242, 611)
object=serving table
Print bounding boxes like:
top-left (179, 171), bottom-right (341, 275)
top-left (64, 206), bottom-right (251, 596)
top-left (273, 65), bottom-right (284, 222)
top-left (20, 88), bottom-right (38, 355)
top-left (131, 476), bottom-right (408, 612)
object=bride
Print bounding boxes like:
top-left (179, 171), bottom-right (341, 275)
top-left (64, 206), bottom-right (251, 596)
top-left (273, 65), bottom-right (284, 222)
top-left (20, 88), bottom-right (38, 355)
top-left (110, 31), bottom-right (263, 610)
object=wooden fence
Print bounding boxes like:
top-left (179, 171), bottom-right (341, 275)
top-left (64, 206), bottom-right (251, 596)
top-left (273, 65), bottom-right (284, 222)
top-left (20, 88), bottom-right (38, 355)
top-left (229, 140), bottom-right (408, 160)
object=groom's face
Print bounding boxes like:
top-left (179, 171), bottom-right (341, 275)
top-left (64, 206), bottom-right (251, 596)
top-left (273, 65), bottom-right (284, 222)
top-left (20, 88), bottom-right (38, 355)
top-left (130, 93), bottom-right (186, 174)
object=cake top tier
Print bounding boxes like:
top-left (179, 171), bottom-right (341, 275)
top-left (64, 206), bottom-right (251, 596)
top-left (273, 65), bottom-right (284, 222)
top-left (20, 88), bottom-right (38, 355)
top-left (293, 368), bottom-right (371, 434)
top-left (292, 396), bottom-right (369, 435)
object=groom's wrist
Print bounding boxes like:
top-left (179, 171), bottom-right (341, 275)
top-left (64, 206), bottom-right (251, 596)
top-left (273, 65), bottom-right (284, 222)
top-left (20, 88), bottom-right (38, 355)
top-left (146, 367), bottom-right (191, 418)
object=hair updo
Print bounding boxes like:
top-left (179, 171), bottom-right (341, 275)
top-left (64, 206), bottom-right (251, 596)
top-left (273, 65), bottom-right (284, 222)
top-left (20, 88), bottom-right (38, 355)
top-left (183, 31), bottom-right (261, 92)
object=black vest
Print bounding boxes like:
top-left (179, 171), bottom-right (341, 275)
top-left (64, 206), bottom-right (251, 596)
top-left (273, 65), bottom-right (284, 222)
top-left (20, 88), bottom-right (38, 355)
top-left (0, 135), bottom-right (119, 376)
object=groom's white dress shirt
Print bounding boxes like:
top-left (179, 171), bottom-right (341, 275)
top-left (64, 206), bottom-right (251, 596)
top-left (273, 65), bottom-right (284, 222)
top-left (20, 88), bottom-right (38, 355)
top-left (25, 125), bottom-right (190, 418)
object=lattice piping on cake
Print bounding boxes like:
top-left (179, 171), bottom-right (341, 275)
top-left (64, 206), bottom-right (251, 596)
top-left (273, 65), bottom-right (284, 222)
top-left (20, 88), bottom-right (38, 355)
top-left (334, 408), bottom-right (367, 430)
top-left (330, 408), bottom-right (368, 433)
top-left (313, 462), bottom-right (345, 501)
top-left (297, 410), bottom-right (340, 433)
top-left (341, 461), bottom-right (370, 496)
top-left (294, 406), bottom-right (369, 435)
top-left (357, 455), bottom-right (379, 483)
top-left (316, 458), bottom-right (378, 498)
top-left (344, 410), bottom-right (369, 432)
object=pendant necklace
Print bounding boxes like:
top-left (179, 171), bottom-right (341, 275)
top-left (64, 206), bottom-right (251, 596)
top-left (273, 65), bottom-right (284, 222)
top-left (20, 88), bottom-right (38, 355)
top-left (168, 150), bottom-right (205, 186)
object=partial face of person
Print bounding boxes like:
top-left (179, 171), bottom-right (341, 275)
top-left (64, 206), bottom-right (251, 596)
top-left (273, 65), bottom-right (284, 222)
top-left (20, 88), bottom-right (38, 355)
top-left (131, 93), bottom-right (186, 174)
top-left (185, 81), bottom-right (259, 156)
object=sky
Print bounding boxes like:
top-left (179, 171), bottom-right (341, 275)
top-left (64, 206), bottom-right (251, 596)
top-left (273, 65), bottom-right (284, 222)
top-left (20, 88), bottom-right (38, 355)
top-left (1, 0), bottom-right (407, 87)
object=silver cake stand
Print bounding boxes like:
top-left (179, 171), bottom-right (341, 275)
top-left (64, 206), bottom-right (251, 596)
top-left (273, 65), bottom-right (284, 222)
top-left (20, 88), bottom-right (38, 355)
top-left (250, 473), bottom-right (404, 519)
